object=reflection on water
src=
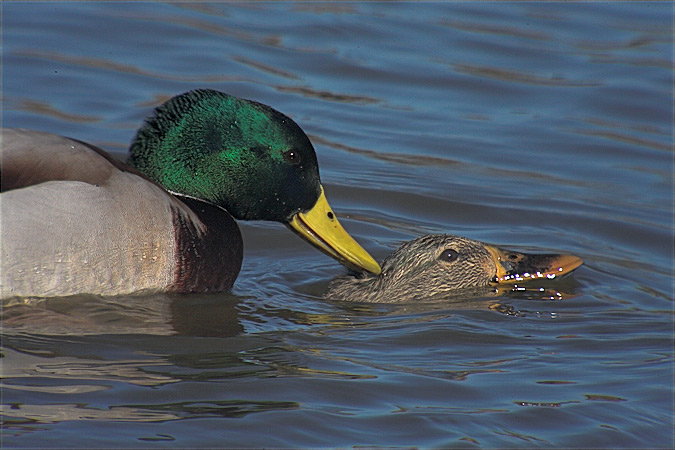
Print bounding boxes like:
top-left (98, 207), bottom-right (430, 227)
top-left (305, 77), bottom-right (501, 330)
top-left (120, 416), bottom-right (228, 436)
top-left (452, 63), bottom-right (601, 87)
top-left (13, 49), bottom-right (254, 84)
top-left (14, 99), bottom-right (101, 123)
top-left (2, 347), bottom-right (178, 387)
top-left (2, 293), bottom-right (244, 337)
top-left (2, 1), bottom-right (673, 448)
top-left (1, 280), bottom-right (581, 335)
top-left (2, 403), bottom-right (181, 424)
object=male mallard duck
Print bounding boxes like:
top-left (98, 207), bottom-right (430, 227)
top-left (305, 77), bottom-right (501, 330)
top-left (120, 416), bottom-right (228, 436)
top-left (0, 89), bottom-right (380, 299)
top-left (326, 234), bottom-right (583, 303)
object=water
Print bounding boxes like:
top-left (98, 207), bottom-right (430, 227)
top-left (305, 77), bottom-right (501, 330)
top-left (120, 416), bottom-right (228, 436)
top-left (2, 2), bottom-right (673, 448)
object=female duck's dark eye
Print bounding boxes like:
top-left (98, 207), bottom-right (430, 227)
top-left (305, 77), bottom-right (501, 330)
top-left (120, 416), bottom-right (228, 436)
top-left (283, 149), bottom-right (301, 165)
top-left (439, 249), bottom-right (459, 263)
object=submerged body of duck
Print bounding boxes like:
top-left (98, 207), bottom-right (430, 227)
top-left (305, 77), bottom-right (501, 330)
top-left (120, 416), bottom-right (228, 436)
top-left (0, 90), bottom-right (380, 299)
top-left (327, 234), bottom-right (583, 303)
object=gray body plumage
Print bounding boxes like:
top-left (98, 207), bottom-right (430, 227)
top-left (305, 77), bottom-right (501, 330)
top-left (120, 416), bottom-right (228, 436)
top-left (0, 129), bottom-right (241, 299)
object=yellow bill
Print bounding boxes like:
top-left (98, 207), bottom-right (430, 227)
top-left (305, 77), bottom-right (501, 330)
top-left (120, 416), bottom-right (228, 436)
top-left (287, 186), bottom-right (381, 274)
top-left (484, 244), bottom-right (583, 284)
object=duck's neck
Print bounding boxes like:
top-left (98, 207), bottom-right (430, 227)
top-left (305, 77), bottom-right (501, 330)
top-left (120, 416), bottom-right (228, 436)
top-left (326, 272), bottom-right (389, 303)
top-left (169, 195), bottom-right (243, 292)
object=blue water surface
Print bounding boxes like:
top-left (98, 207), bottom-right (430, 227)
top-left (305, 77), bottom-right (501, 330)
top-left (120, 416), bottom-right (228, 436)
top-left (1, 2), bottom-right (673, 448)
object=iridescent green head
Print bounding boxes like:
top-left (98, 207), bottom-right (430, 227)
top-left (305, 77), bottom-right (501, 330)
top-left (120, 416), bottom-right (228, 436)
top-left (127, 89), bottom-right (381, 275)
top-left (128, 89), bottom-right (320, 221)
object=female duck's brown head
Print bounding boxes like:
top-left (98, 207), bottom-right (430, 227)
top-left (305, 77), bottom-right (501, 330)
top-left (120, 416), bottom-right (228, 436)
top-left (326, 234), bottom-right (583, 303)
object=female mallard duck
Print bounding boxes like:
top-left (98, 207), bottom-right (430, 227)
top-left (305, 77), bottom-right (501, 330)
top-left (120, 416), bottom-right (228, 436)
top-left (0, 89), bottom-right (380, 299)
top-left (326, 234), bottom-right (583, 303)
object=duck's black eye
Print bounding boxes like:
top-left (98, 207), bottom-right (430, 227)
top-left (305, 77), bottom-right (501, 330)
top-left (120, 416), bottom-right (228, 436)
top-left (283, 149), bottom-right (301, 165)
top-left (439, 248), bottom-right (459, 263)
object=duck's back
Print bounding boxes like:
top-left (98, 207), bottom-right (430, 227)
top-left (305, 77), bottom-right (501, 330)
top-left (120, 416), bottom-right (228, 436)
top-left (1, 129), bottom-right (241, 298)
